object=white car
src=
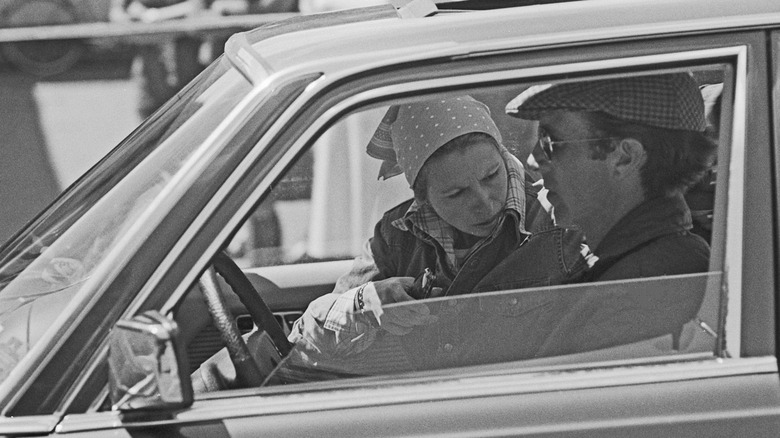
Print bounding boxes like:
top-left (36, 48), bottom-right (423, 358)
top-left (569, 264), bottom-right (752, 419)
top-left (0, 0), bottom-right (778, 436)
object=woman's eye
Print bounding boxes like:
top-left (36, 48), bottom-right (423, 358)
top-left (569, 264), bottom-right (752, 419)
top-left (481, 169), bottom-right (500, 181)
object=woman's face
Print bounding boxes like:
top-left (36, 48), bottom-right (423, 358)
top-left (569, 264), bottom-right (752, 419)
top-left (424, 141), bottom-right (508, 237)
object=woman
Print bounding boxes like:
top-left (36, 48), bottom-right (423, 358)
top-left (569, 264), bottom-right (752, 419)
top-left (289, 96), bottom-right (588, 357)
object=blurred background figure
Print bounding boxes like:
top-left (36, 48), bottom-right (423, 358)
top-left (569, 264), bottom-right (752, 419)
top-left (110, 0), bottom-right (209, 118)
top-left (0, 0), bottom-right (297, 245)
top-left (110, 0), bottom-right (297, 118)
top-left (0, 0), bottom-right (87, 77)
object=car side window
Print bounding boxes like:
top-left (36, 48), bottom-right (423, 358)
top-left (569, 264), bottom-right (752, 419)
top-left (190, 62), bottom-right (735, 391)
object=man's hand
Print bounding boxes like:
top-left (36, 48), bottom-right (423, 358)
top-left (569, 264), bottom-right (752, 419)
top-left (369, 277), bottom-right (438, 336)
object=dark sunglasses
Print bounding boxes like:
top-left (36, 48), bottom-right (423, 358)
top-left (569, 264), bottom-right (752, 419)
top-left (537, 129), bottom-right (617, 161)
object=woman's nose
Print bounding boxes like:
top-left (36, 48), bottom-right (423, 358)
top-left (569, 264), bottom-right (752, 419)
top-left (470, 183), bottom-right (493, 209)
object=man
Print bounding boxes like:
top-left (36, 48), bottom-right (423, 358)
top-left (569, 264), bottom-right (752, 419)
top-left (504, 73), bottom-right (719, 355)
top-left (506, 73), bottom-right (717, 282)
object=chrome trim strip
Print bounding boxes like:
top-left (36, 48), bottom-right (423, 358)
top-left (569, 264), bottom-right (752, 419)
top-left (56, 412), bottom-right (123, 434)
top-left (724, 46), bottom-right (748, 357)
top-left (177, 356), bottom-right (777, 423)
top-left (54, 356), bottom-right (777, 433)
top-left (0, 415), bottom-right (60, 436)
top-left (446, 12), bottom-right (780, 60)
top-left (225, 32), bottom-right (274, 84)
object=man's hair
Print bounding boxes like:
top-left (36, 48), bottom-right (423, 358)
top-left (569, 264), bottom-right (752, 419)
top-left (583, 112), bottom-right (717, 198)
top-left (412, 132), bottom-right (499, 202)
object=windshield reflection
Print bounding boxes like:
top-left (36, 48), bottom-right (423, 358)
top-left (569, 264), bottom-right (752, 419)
top-left (0, 59), bottom-right (252, 385)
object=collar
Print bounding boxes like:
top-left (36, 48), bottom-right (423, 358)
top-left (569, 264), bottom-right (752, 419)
top-left (594, 193), bottom-right (694, 261)
top-left (391, 147), bottom-right (528, 270)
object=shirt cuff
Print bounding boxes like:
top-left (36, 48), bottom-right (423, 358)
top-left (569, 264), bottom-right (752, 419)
top-left (322, 283), bottom-right (378, 354)
top-left (323, 285), bottom-right (361, 332)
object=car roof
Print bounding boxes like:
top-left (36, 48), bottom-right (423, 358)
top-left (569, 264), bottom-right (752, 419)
top-left (229, 0), bottom-right (780, 82)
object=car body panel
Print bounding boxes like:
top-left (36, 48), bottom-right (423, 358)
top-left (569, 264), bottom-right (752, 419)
top-left (240, 0), bottom-right (780, 81)
top-left (53, 358), bottom-right (780, 436)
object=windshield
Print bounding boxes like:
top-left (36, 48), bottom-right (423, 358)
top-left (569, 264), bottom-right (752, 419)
top-left (268, 272), bottom-right (721, 384)
top-left (0, 58), bottom-right (254, 385)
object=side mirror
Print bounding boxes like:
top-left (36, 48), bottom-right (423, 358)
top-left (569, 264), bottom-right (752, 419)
top-left (108, 310), bottom-right (193, 411)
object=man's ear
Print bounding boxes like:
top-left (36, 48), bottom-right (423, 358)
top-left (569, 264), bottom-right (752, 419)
top-left (611, 138), bottom-right (646, 179)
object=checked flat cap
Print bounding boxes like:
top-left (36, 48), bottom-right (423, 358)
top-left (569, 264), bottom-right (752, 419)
top-left (505, 73), bottom-right (706, 132)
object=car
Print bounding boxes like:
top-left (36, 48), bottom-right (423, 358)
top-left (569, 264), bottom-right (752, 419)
top-left (0, 0), bottom-right (778, 435)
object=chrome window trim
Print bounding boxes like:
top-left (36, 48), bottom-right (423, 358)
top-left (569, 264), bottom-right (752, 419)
top-left (723, 45), bottom-right (748, 357)
top-left (443, 10), bottom-right (780, 61)
top-left (54, 356), bottom-right (777, 432)
top-left (0, 415), bottom-right (61, 436)
top-left (184, 357), bottom-right (777, 422)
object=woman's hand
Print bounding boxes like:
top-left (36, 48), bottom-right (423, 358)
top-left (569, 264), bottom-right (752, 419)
top-left (369, 277), bottom-right (438, 335)
top-left (373, 277), bottom-right (415, 304)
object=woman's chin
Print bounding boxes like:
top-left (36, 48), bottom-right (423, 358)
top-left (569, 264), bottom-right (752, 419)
top-left (467, 220), bottom-right (498, 237)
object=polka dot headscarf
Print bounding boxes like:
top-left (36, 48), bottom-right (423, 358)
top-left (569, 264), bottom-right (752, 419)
top-left (367, 96), bottom-right (503, 187)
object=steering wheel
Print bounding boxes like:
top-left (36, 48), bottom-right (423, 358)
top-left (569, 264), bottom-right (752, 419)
top-left (195, 251), bottom-right (292, 390)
